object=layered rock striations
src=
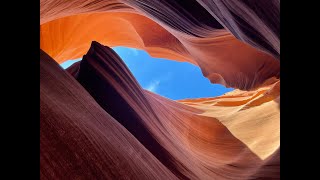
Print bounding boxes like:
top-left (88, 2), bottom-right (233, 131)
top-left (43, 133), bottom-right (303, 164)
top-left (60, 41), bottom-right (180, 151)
top-left (40, 49), bottom-right (178, 179)
top-left (40, 0), bottom-right (280, 179)
top-left (40, 0), bottom-right (279, 90)
top-left (40, 42), bottom-right (279, 179)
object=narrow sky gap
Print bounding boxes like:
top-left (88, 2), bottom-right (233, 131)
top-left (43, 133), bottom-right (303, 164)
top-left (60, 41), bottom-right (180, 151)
top-left (60, 46), bottom-right (233, 100)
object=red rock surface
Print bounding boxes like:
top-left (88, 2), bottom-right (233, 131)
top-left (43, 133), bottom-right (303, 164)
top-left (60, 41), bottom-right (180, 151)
top-left (40, 49), bottom-right (178, 179)
top-left (40, 1), bottom-right (280, 179)
top-left (40, 42), bottom-right (279, 179)
top-left (40, 0), bottom-right (279, 90)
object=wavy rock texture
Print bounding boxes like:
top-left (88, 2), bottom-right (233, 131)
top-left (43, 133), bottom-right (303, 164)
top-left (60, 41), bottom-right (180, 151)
top-left (40, 42), bottom-right (279, 179)
top-left (40, 0), bottom-right (279, 90)
top-left (40, 49), bottom-right (178, 180)
top-left (40, 0), bottom-right (280, 179)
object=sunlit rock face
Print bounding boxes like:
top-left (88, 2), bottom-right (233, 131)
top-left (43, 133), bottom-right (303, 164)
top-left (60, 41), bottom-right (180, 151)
top-left (40, 0), bottom-right (279, 90)
top-left (40, 0), bottom-right (280, 179)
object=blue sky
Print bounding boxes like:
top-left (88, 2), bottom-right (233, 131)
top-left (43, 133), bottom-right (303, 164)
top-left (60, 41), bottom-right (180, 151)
top-left (60, 47), bottom-right (233, 100)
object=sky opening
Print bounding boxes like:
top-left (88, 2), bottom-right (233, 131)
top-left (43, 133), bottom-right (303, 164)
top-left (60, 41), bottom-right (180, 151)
top-left (60, 47), bottom-right (233, 100)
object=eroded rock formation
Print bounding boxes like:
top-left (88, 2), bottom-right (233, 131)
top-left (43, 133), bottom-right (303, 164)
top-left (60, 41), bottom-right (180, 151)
top-left (40, 0), bottom-right (279, 90)
top-left (41, 42), bottom-right (279, 179)
top-left (40, 0), bottom-right (280, 179)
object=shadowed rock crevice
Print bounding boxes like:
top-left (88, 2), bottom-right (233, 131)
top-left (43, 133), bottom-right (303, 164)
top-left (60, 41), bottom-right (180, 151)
top-left (128, 0), bottom-right (224, 37)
